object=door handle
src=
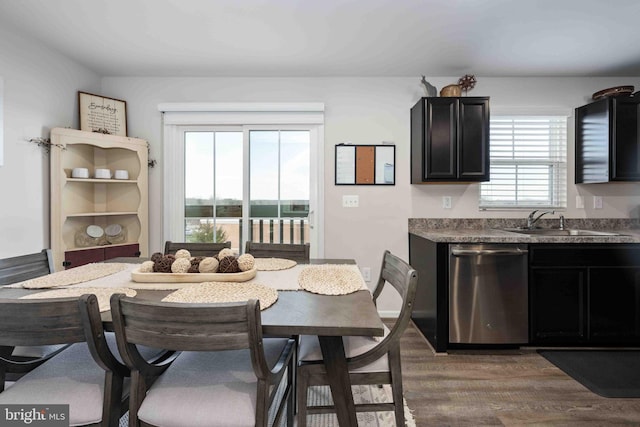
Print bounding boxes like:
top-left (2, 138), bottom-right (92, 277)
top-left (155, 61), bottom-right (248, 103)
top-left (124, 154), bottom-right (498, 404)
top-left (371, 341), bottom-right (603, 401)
top-left (451, 248), bottom-right (528, 256)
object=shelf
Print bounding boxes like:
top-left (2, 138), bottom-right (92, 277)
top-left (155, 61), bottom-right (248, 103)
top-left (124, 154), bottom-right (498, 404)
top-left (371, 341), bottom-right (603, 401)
top-left (65, 242), bottom-right (139, 253)
top-left (51, 127), bottom-right (148, 271)
top-left (66, 212), bottom-right (139, 217)
top-left (66, 178), bottom-right (138, 184)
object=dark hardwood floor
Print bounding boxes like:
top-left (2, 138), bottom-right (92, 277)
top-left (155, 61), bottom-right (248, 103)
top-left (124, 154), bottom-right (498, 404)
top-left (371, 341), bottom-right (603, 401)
top-left (394, 320), bottom-right (640, 426)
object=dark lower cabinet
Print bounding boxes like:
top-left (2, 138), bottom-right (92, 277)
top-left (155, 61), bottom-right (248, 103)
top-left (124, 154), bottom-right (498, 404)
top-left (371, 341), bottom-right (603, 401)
top-left (529, 244), bottom-right (640, 346)
top-left (64, 243), bottom-right (140, 269)
top-left (590, 267), bottom-right (640, 342)
top-left (530, 268), bottom-right (586, 344)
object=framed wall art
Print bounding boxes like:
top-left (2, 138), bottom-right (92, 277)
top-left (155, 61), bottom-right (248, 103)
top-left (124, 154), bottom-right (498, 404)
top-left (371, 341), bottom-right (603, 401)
top-left (78, 91), bottom-right (127, 136)
top-left (335, 144), bottom-right (395, 185)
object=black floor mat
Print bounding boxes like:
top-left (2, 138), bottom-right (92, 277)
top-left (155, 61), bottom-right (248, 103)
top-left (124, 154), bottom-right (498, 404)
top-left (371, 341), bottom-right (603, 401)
top-left (539, 350), bottom-right (640, 398)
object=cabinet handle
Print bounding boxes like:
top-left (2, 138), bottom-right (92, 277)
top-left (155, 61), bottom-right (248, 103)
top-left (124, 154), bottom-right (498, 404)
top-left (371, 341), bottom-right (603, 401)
top-left (451, 248), bottom-right (528, 256)
top-left (62, 261), bottom-right (71, 267)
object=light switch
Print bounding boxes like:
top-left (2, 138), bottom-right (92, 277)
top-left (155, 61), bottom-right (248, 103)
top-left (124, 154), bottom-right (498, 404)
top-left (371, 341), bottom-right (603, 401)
top-left (576, 195), bottom-right (584, 209)
top-left (593, 196), bottom-right (603, 209)
top-left (342, 195), bottom-right (359, 208)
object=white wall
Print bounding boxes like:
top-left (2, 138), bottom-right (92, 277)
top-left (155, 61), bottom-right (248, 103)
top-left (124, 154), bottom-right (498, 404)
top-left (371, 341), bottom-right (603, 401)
top-left (102, 75), bottom-right (640, 312)
top-left (0, 25), bottom-right (101, 259)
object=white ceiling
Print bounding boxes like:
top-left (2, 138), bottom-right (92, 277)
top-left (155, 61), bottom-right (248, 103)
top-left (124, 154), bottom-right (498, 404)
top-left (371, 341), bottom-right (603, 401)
top-left (2, 0), bottom-right (640, 78)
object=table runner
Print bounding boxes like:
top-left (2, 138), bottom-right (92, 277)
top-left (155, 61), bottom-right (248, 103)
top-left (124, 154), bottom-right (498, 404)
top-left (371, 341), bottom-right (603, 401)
top-left (6, 263), bottom-right (130, 289)
top-left (20, 287), bottom-right (137, 312)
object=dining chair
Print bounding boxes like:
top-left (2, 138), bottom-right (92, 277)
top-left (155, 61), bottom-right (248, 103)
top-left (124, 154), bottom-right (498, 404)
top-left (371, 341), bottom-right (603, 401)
top-left (244, 242), bottom-right (310, 262)
top-left (0, 249), bottom-right (68, 363)
top-left (0, 249), bottom-right (53, 286)
top-left (0, 295), bottom-right (131, 427)
top-left (296, 250), bottom-right (418, 427)
top-left (111, 294), bottom-right (296, 427)
top-left (163, 241), bottom-right (231, 257)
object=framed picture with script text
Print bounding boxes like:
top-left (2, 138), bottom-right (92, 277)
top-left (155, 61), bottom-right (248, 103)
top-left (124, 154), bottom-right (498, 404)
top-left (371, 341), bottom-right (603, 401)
top-left (78, 91), bottom-right (127, 136)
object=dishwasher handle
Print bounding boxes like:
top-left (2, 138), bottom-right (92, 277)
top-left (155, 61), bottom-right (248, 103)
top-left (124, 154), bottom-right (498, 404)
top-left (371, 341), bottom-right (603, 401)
top-left (451, 248), bottom-right (528, 257)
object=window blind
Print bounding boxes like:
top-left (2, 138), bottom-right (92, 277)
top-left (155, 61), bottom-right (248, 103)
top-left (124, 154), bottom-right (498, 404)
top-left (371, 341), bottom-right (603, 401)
top-left (480, 116), bottom-right (567, 209)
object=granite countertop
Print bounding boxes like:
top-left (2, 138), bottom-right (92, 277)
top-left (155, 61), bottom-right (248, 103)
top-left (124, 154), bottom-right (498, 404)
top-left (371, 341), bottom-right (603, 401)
top-left (409, 218), bottom-right (640, 244)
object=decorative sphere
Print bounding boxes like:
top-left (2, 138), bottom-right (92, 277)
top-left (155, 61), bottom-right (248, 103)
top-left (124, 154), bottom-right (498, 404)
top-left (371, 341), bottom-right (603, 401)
top-left (188, 257), bottom-right (204, 273)
top-left (139, 260), bottom-right (155, 273)
top-left (218, 248), bottom-right (235, 259)
top-left (150, 252), bottom-right (164, 263)
top-left (154, 256), bottom-right (174, 273)
top-left (218, 255), bottom-right (240, 273)
top-left (199, 257), bottom-right (219, 273)
top-left (171, 257), bottom-right (191, 273)
top-left (175, 249), bottom-right (191, 259)
top-left (237, 253), bottom-right (255, 271)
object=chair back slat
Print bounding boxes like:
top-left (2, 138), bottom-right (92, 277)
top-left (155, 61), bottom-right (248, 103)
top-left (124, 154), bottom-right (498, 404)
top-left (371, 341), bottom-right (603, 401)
top-left (117, 298), bottom-right (255, 352)
top-left (245, 242), bottom-right (310, 262)
top-left (0, 297), bottom-right (86, 346)
top-left (0, 249), bottom-right (53, 286)
top-left (164, 241), bottom-right (231, 257)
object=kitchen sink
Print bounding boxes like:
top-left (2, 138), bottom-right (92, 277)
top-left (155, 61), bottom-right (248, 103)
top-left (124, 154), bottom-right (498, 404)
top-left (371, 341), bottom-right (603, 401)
top-left (501, 228), bottom-right (622, 236)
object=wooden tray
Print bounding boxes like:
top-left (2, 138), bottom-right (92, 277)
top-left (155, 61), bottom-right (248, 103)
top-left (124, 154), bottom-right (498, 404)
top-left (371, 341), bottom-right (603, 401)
top-left (131, 267), bottom-right (257, 283)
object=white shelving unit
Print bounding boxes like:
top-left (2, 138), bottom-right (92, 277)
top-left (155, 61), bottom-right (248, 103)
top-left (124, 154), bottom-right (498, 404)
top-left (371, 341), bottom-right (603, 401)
top-left (50, 128), bottom-right (149, 271)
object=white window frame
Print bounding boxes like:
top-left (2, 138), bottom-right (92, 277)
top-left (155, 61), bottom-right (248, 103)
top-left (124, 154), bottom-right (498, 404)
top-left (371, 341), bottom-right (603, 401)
top-left (480, 108), bottom-right (569, 210)
top-left (159, 102), bottom-right (325, 257)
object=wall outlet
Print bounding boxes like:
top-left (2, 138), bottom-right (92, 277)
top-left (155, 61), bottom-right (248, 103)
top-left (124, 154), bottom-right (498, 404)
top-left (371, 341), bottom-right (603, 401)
top-left (342, 195), bottom-right (359, 208)
top-left (593, 196), bottom-right (603, 209)
top-left (442, 196), bottom-right (452, 209)
top-left (576, 195), bottom-right (584, 209)
top-left (361, 267), bottom-right (371, 282)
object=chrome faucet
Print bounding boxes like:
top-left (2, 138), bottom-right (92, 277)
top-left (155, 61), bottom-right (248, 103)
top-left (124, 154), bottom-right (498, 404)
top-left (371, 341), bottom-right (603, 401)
top-left (526, 210), bottom-right (555, 229)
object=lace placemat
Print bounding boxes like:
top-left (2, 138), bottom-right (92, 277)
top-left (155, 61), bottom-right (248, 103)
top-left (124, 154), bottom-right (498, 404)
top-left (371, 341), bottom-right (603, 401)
top-left (15, 263), bottom-right (130, 289)
top-left (298, 264), bottom-right (366, 295)
top-left (254, 258), bottom-right (297, 271)
top-left (162, 282), bottom-right (278, 310)
top-left (20, 287), bottom-right (137, 312)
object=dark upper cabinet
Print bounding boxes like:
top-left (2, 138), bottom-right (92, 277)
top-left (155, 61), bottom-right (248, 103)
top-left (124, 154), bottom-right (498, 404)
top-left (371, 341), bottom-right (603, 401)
top-left (411, 96), bottom-right (490, 183)
top-left (575, 95), bottom-right (640, 183)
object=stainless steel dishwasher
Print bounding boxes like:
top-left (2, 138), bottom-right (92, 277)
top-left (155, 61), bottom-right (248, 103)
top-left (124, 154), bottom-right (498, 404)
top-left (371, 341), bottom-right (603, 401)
top-left (449, 244), bottom-right (528, 344)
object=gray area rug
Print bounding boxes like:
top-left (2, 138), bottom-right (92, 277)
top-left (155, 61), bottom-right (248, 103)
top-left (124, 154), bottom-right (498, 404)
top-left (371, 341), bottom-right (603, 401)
top-left (539, 349), bottom-right (640, 398)
top-left (119, 383), bottom-right (416, 426)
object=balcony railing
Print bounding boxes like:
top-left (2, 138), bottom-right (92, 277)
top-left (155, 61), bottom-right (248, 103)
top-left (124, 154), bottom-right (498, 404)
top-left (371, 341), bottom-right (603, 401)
top-left (185, 217), bottom-right (309, 253)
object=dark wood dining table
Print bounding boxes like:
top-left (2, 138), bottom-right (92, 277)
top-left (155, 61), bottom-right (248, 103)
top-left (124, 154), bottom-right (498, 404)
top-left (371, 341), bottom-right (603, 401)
top-left (1, 258), bottom-right (385, 427)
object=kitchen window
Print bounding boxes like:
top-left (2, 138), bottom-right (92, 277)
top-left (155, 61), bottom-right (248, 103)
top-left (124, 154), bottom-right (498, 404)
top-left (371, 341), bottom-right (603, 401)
top-left (479, 115), bottom-right (567, 209)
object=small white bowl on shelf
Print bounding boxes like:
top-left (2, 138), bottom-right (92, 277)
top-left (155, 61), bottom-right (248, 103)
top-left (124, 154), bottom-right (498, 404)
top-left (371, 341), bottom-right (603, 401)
top-left (71, 167), bottom-right (89, 178)
top-left (114, 169), bottom-right (129, 180)
top-left (95, 168), bottom-right (111, 179)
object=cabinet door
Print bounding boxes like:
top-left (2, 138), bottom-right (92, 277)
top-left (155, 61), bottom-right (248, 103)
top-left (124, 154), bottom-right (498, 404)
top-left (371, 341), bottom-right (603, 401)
top-left (424, 98), bottom-right (458, 180)
top-left (530, 268), bottom-right (587, 344)
top-left (64, 248), bottom-right (105, 269)
top-left (589, 267), bottom-right (640, 343)
top-left (612, 97), bottom-right (640, 180)
top-left (458, 98), bottom-right (490, 181)
top-left (575, 99), bottom-right (610, 183)
top-left (104, 244), bottom-right (140, 260)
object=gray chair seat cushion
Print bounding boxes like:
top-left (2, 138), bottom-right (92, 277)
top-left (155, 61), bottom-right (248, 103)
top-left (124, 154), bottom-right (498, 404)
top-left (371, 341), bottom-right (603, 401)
top-left (0, 342), bottom-right (107, 426)
top-left (298, 324), bottom-right (391, 373)
top-left (137, 338), bottom-right (290, 427)
top-left (0, 333), bottom-right (158, 426)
